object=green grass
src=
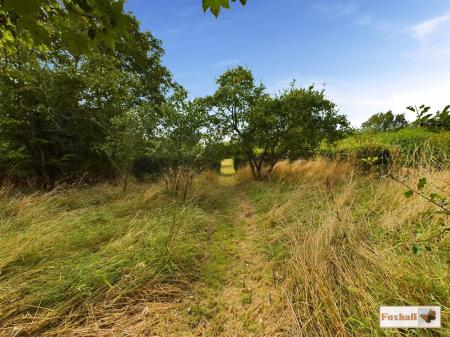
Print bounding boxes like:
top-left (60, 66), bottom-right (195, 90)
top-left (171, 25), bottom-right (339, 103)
top-left (320, 127), bottom-right (450, 167)
top-left (247, 163), bottom-right (449, 336)
top-left (0, 160), bottom-right (449, 336)
top-left (0, 183), bottom-right (212, 333)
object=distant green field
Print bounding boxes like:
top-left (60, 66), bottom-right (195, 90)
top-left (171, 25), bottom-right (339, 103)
top-left (220, 158), bottom-right (236, 175)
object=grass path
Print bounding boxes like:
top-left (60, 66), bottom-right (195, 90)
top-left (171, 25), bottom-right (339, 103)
top-left (141, 181), bottom-right (291, 336)
top-left (0, 161), bottom-right (292, 337)
top-left (194, 188), bottom-right (290, 336)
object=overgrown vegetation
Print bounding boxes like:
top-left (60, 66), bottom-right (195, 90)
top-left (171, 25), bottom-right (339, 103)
top-left (1, 159), bottom-right (448, 336)
top-left (246, 160), bottom-right (449, 336)
top-left (0, 2), bottom-right (449, 336)
top-left (320, 127), bottom-right (450, 169)
top-left (0, 177), bottom-right (228, 335)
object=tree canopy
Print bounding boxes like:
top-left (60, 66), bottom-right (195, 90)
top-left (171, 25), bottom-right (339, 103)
top-left (361, 111), bottom-right (408, 132)
top-left (0, 0), bottom-right (248, 57)
top-left (0, 0), bottom-right (132, 55)
top-left (409, 105), bottom-right (450, 131)
top-left (0, 9), bottom-right (172, 186)
top-left (208, 67), bottom-right (349, 180)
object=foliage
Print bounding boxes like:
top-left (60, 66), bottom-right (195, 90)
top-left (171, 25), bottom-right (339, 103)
top-left (202, 0), bottom-right (247, 17)
top-left (401, 176), bottom-right (449, 215)
top-left (0, 0), bottom-right (131, 55)
top-left (0, 0), bottom-right (248, 56)
top-left (0, 16), bottom-right (172, 186)
top-left (99, 108), bottom-right (150, 193)
top-left (207, 66), bottom-right (265, 179)
top-left (361, 110), bottom-right (408, 132)
top-left (320, 127), bottom-right (450, 169)
top-left (152, 87), bottom-right (211, 200)
top-left (209, 67), bottom-right (348, 180)
top-left (409, 104), bottom-right (450, 131)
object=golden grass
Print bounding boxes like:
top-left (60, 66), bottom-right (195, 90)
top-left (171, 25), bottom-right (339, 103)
top-left (0, 181), bottom-right (216, 337)
top-left (271, 158), bottom-right (353, 183)
top-left (236, 158), bottom-right (353, 185)
top-left (255, 163), bottom-right (449, 336)
top-left (1, 159), bottom-right (448, 336)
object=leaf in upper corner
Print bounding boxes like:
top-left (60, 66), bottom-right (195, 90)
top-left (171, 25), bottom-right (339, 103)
top-left (203, 0), bottom-right (246, 17)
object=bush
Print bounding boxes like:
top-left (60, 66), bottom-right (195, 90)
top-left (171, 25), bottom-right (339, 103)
top-left (319, 127), bottom-right (450, 169)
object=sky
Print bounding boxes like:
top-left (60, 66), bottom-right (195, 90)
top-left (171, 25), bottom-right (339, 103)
top-left (125, 0), bottom-right (450, 127)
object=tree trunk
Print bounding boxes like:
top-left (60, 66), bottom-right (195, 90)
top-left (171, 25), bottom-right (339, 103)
top-left (246, 152), bottom-right (260, 180)
top-left (122, 161), bottom-right (131, 194)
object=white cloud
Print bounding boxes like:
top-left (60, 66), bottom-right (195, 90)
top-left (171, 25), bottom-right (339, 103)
top-left (333, 4), bottom-right (357, 18)
top-left (313, 3), bottom-right (357, 18)
top-left (267, 69), bottom-right (450, 128)
top-left (326, 73), bottom-right (450, 127)
top-left (411, 12), bottom-right (450, 42)
top-left (211, 58), bottom-right (242, 69)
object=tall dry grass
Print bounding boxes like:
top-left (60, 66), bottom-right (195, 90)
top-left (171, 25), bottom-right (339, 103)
top-left (0, 179), bottom-right (221, 336)
top-left (236, 158), bottom-right (353, 185)
top-left (253, 160), bottom-right (449, 336)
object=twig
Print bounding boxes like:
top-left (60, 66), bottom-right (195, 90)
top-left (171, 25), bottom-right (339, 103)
top-left (387, 173), bottom-right (450, 215)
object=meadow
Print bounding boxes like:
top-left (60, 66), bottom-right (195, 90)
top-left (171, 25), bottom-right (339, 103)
top-left (1, 2), bottom-right (449, 336)
top-left (0, 157), bottom-right (448, 336)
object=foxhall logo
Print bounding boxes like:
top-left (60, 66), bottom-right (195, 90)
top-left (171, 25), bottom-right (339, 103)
top-left (380, 306), bottom-right (441, 328)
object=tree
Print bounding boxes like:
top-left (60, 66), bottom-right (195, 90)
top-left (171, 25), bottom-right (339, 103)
top-left (100, 108), bottom-right (149, 193)
top-left (361, 111), bottom-right (408, 132)
top-left (0, 0), bottom-right (131, 56)
top-left (0, 0), bottom-right (248, 55)
top-left (208, 66), bottom-right (265, 178)
top-left (152, 87), bottom-right (210, 200)
top-left (409, 105), bottom-right (450, 131)
top-left (243, 85), bottom-right (348, 179)
top-left (0, 15), bottom-right (172, 186)
top-left (210, 67), bottom-right (349, 180)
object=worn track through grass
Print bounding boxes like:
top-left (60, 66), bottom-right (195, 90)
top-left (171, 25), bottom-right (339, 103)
top-left (50, 175), bottom-right (291, 337)
top-left (140, 178), bottom-right (290, 336)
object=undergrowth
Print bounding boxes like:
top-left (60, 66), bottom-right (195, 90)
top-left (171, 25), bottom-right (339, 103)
top-left (0, 160), bottom-right (448, 336)
top-left (246, 160), bottom-right (449, 336)
top-left (0, 178), bottom-right (225, 336)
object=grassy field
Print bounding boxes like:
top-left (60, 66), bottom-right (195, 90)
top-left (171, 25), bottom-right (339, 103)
top-left (0, 160), bottom-right (448, 336)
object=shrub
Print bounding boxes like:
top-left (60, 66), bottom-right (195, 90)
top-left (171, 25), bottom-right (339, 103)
top-left (319, 127), bottom-right (450, 169)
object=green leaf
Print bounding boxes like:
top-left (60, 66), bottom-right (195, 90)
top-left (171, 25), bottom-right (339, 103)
top-left (4, 0), bottom-right (41, 15)
top-left (404, 190), bottom-right (413, 198)
top-left (412, 244), bottom-right (422, 254)
top-left (221, 0), bottom-right (231, 9)
top-left (202, 0), bottom-right (209, 11)
top-left (417, 177), bottom-right (427, 191)
top-left (203, 0), bottom-right (247, 16)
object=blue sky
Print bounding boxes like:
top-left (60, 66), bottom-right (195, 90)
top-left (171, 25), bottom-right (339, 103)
top-left (125, 0), bottom-right (450, 126)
